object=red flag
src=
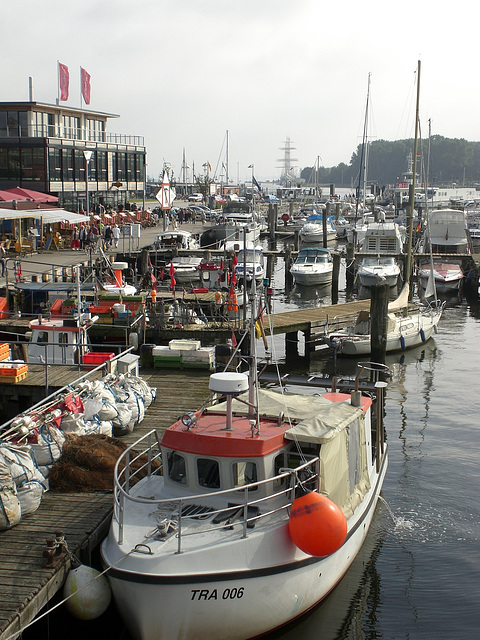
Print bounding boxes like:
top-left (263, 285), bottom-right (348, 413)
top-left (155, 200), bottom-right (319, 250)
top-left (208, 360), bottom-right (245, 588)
top-left (58, 62), bottom-right (69, 101)
top-left (169, 262), bottom-right (175, 276)
top-left (231, 328), bottom-right (237, 348)
top-left (220, 258), bottom-right (224, 270)
top-left (232, 253), bottom-right (238, 267)
top-left (159, 268), bottom-right (164, 280)
top-left (231, 269), bottom-right (237, 286)
top-left (170, 275), bottom-right (176, 289)
top-left (81, 67), bottom-right (91, 105)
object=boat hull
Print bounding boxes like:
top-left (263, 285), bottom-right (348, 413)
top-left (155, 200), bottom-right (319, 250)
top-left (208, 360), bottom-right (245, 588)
top-left (291, 268), bottom-right (333, 286)
top-left (101, 459), bottom-right (387, 640)
top-left (328, 313), bottom-right (439, 356)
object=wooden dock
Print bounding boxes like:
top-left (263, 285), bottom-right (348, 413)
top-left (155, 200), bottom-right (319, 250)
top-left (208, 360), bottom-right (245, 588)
top-left (0, 368), bottom-right (212, 640)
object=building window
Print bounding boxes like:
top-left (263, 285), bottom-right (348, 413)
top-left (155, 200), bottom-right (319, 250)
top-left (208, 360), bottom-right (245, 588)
top-left (0, 111), bottom-right (28, 137)
top-left (0, 147), bottom-right (8, 180)
top-left (126, 154), bottom-right (134, 182)
top-left (8, 148), bottom-right (20, 181)
top-left (62, 148), bottom-right (74, 181)
top-left (75, 149), bottom-right (85, 182)
top-left (48, 148), bottom-right (62, 181)
top-left (114, 152), bottom-right (126, 181)
top-left (97, 151), bottom-right (107, 181)
top-left (135, 153), bottom-right (145, 182)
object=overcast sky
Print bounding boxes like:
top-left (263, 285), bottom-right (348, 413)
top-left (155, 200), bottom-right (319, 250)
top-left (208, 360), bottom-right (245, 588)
top-left (3, 0), bottom-right (477, 184)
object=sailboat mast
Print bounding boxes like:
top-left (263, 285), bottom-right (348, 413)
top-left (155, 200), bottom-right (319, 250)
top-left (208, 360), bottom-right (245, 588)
top-left (225, 130), bottom-right (229, 188)
top-left (405, 60), bottom-right (421, 291)
top-left (355, 73), bottom-right (371, 221)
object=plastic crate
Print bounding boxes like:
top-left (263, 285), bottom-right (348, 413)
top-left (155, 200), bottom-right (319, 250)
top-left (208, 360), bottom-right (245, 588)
top-left (82, 352), bottom-right (115, 366)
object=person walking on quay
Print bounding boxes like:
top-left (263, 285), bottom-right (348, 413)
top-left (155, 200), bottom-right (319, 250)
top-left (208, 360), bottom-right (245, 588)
top-left (0, 242), bottom-right (6, 277)
top-left (79, 225), bottom-right (86, 251)
top-left (104, 224), bottom-right (112, 248)
top-left (112, 224), bottom-right (120, 248)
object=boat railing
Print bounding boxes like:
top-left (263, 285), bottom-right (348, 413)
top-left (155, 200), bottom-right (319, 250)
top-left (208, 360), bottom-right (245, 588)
top-left (113, 430), bottom-right (320, 550)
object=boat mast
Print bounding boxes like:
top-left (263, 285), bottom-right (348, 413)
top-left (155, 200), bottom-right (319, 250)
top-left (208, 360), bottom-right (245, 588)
top-left (405, 60), bottom-right (421, 294)
top-left (355, 73), bottom-right (371, 222)
top-left (225, 130), bottom-right (229, 188)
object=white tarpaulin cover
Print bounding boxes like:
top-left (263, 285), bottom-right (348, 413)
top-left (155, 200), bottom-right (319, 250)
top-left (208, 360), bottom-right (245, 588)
top-left (212, 387), bottom-right (370, 518)
top-left (213, 387), bottom-right (364, 443)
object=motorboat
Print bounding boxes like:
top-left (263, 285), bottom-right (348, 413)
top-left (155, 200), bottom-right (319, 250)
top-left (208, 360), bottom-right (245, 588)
top-left (418, 208), bottom-right (470, 292)
top-left (417, 261), bottom-right (464, 293)
top-left (299, 214), bottom-right (336, 244)
top-left (101, 288), bottom-right (389, 640)
top-left (153, 230), bottom-right (199, 250)
top-left (234, 246), bottom-right (265, 284)
top-left (355, 221), bottom-right (405, 289)
top-left (200, 202), bottom-right (262, 249)
top-left (290, 247), bottom-right (333, 286)
top-left (324, 284), bottom-right (444, 356)
top-left (357, 256), bottom-right (401, 288)
top-left (169, 256), bottom-right (203, 284)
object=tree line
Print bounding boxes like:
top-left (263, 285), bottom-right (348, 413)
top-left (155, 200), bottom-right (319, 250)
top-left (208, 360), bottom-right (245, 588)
top-left (300, 136), bottom-right (480, 189)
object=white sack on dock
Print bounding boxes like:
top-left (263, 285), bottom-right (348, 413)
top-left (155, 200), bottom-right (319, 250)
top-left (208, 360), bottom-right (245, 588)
top-left (30, 424), bottom-right (65, 466)
top-left (0, 459), bottom-right (22, 529)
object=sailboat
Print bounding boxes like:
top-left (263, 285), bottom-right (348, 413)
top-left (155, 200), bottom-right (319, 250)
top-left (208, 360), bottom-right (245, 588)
top-left (324, 283), bottom-right (443, 356)
top-left (101, 279), bottom-right (389, 639)
top-left (324, 61), bottom-right (444, 356)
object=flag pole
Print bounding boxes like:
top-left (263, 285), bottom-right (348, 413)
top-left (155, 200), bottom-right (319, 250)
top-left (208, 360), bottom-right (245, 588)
top-left (56, 60), bottom-right (59, 105)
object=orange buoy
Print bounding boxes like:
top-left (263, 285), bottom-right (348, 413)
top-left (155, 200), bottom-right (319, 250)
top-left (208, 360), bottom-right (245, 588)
top-left (288, 492), bottom-right (347, 557)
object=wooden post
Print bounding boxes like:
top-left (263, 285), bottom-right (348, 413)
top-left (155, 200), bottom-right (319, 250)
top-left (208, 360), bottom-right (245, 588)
top-left (332, 252), bottom-right (340, 305)
top-left (370, 281), bottom-right (389, 364)
top-left (284, 248), bottom-right (294, 292)
top-left (346, 243), bottom-right (355, 293)
top-left (285, 330), bottom-right (298, 358)
top-left (268, 204), bottom-right (276, 249)
top-left (323, 202), bottom-right (330, 248)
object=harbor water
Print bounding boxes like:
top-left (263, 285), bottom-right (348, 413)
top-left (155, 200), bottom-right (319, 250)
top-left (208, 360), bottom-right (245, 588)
top-left (24, 237), bottom-right (480, 639)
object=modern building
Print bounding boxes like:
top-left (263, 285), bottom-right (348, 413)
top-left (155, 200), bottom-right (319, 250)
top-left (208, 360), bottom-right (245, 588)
top-left (0, 101), bottom-right (146, 212)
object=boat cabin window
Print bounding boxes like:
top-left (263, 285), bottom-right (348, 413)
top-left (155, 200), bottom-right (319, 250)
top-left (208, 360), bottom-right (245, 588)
top-left (232, 461), bottom-right (258, 490)
top-left (275, 444), bottom-right (320, 493)
top-left (59, 332), bottom-right (69, 345)
top-left (197, 458), bottom-right (220, 489)
top-left (36, 331), bottom-right (49, 343)
top-left (167, 451), bottom-right (187, 485)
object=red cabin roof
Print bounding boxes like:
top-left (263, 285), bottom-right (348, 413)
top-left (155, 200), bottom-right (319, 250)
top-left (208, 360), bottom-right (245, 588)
top-left (161, 413), bottom-right (286, 458)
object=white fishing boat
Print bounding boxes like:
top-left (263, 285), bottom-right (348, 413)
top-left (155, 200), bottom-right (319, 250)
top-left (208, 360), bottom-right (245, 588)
top-left (101, 288), bottom-right (389, 640)
top-left (324, 284), bottom-right (444, 356)
top-left (234, 246), bottom-right (265, 284)
top-left (290, 247), bottom-right (333, 286)
top-left (299, 213), bottom-right (336, 244)
top-left (102, 261), bottom-right (137, 296)
top-left (27, 315), bottom-right (97, 365)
